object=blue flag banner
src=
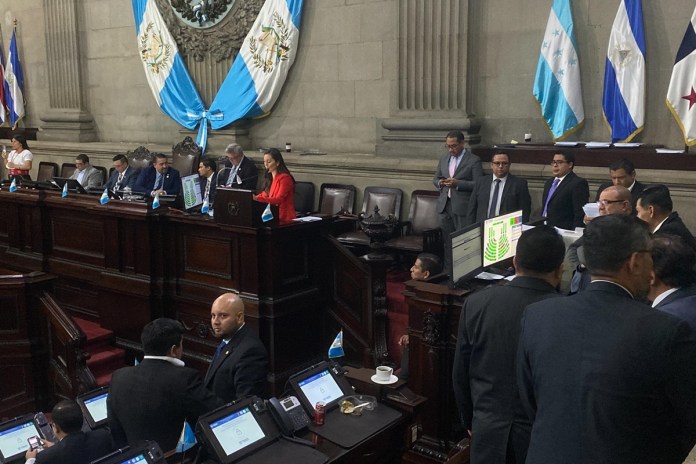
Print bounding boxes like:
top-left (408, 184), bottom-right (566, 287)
top-left (4, 29), bottom-right (24, 129)
top-left (100, 188), bottom-right (109, 205)
top-left (8, 177), bottom-right (17, 192)
top-left (176, 422), bottom-right (197, 453)
top-left (61, 182), bottom-right (68, 198)
top-left (261, 203), bottom-right (273, 222)
top-left (328, 329), bottom-right (344, 359)
top-left (152, 192), bottom-right (160, 209)
top-left (602, 0), bottom-right (646, 143)
top-left (666, 7), bottom-right (696, 147)
top-left (533, 0), bottom-right (584, 141)
top-left (201, 197), bottom-right (209, 214)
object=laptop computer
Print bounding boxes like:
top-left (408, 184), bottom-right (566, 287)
top-left (51, 177), bottom-right (86, 194)
top-left (76, 386), bottom-right (109, 430)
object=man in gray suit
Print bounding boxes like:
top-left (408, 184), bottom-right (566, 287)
top-left (69, 154), bottom-right (102, 189)
top-left (433, 130), bottom-right (483, 271)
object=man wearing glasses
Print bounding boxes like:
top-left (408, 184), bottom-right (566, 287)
top-left (465, 151), bottom-right (531, 225)
top-left (433, 131), bottom-right (483, 271)
top-left (218, 143), bottom-right (258, 191)
top-left (541, 152), bottom-right (588, 230)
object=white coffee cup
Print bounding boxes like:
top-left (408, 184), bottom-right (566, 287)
top-left (375, 365), bottom-right (393, 382)
top-left (524, 133), bottom-right (532, 142)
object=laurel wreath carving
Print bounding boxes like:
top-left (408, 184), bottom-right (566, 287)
top-left (248, 12), bottom-right (291, 73)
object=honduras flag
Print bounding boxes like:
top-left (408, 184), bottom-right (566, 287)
top-left (8, 177), bottom-right (17, 192)
top-left (100, 188), bottom-right (109, 205)
top-left (208, 0), bottom-right (304, 130)
top-left (666, 6), bottom-right (696, 147)
top-left (602, 0), bottom-right (645, 143)
top-left (4, 29), bottom-right (24, 129)
top-left (61, 182), bottom-right (68, 198)
top-left (328, 330), bottom-right (344, 359)
top-left (533, 0), bottom-right (584, 141)
top-left (261, 203), bottom-right (273, 222)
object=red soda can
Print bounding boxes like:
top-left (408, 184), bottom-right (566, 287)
top-left (314, 401), bottom-right (326, 425)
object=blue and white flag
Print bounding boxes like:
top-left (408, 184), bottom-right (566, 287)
top-left (201, 197), bottom-right (209, 214)
top-left (208, 0), bottom-right (304, 130)
top-left (328, 329), bottom-right (344, 359)
top-left (152, 192), bottom-right (160, 209)
top-left (8, 177), bottom-right (17, 192)
top-left (533, 0), bottom-right (584, 141)
top-left (4, 29), bottom-right (24, 129)
top-left (100, 188), bottom-right (110, 205)
top-left (61, 182), bottom-right (68, 198)
top-left (261, 203), bottom-right (273, 222)
top-left (602, 0), bottom-right (645, 143)
top-left (666, 6), bottom-right (696, 147)
top-left (176, 422), bottom-right (197, 453)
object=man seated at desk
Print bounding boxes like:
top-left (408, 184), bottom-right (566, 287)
top-left (205, 293), bottom-right (268, 403)
top-left (133, 153), bottom-right (181, 197)
top-left (25, 400), bottom-right (112, 464)
top-left (69, 154), bottom-right (102, 189)
top-left (104, 154), bottom-right (138, 192)
top-left (108, 318), bottom-right (223, 452)
top-left (594, 158), bottom-right (645, 211)
top-left (198, 158), bottom-right (217, 206)
top-left (218, 143), bottom-right (258, 190)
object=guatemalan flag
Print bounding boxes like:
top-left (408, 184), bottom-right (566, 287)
top-left (602, 0), bottom-right (645, 143)
top-left (4, 29), bottom-right (24, 129)
top-left (533, 0), bottom-right (584, 141)
top-left (208, 0), bottom-right (304, 131)
top-left (666, 6), bottom-right (696, 147)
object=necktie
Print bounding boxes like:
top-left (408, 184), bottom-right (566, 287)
top-left (115, 172), bottom-right (124, 191)
top-left (448, 155), bottom-right (459, 198)
top-left (212, 340), bottom-right (227, 363)
top-left (226, 165), bottom-right (239, 187)
top-left (488, 179), bottom-right (501, 218)
top-left (154, 172), bottom-right (163, 191)
top-left (542, 178), bottom-right (561, 217)
top-left (204, 177), bottom-right (211, 199)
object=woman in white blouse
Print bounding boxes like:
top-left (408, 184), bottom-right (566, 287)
top-left (2, 134), bottom-right (33, 179)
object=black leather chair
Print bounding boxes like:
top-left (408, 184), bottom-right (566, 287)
top-left (386, 190), bottom-right (442, 260)
top-left (294, 181), bottom-right (315, 217)
top-left (337, 186), bottom-right (403, 249)
top-left (94, 166), bottom-right (107, 186)
top-left (60, 163), bottom-right (77, 178)
top-left (37, 162), bottom-right (59, 182)
top-left (318, 183), bottom-right (356, 215)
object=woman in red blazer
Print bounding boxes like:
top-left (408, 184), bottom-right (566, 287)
top-left (253, 148), bottom-right (296, 224)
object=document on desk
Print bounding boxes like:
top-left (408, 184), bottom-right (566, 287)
top-left (293, 216), bottom-right (323, 222)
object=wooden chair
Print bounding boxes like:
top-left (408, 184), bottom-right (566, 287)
top-left (337, 186), bottom-right (403, 249)
top-left (170, 136), bottom-right (201, 176)
top-left (386, 190), bottom-right (442, 261)
top-left (318, 183), bottom-right (356, 215)
top-left (125, 146), bottom-right (153, 173)
top-left (37, 162), bottom-right (59, 182)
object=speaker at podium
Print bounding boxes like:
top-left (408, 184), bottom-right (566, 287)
top-left (214, 188), bottom-right (280, 227)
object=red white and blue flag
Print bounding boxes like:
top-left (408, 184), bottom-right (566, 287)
top-left (666, 6), bottom-right (696, 147)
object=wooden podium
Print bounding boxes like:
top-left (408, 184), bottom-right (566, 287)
top-left (213, 188), bottom-right (279, 227)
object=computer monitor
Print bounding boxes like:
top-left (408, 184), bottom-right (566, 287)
top-left (288, 362), bottom-right (353, 417)
top-left (482, 210), bottom-right (524, 268)
top-left (76, 386), bottom-right (109, 429)
top-left (50, 177), bottom-right (87, 194)
top-left (180, 174), bottom-right (203, 211)
top-left (450, 222), bottom-right (483, 287)
top-left (0, 415), bottom-right (43, 463)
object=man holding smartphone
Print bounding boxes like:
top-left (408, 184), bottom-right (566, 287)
top-left (25, 400), bottom-right (112, 464)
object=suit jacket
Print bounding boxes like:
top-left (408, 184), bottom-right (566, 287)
top-left (452, 277), bottom-right (559, 464)
top-left (541, 171), bottom-right (589, 230)
top-left (655, 211), bottom-right (696, 252)
top-left (200, 172), bottom-right (218, 205)
top-left (465, 174), bottom-right (532, 225)
top-left (104, 166), bottom-right (138, 191)
top-left (594, 179), bottom-right (645, 209)
top-left (255, 173), bottom-right (296, 224)
top-left (433, 149), bottom-right (484, 216)
top-left (518, 281), bottom-right (696, 464)
top-left (133, 166), bottom-right (182, 196)
top-left (69, 165), bottom-right (102, 189)
top-left (108, 359), bottom-right (222, 452)
top-left (655, 286), bottom-right (696, 329)
top-left (35, 430), bottom-right (112, 464)
top-left (205, 324), bottom-right (268, 403)
top-left (218, 156), bottom-right (259, 191)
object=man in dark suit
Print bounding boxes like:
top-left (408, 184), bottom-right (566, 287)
top-left (104, 154), bottom-right (138, 192)
top-left (197, 158), bottom-right (217, 207)
top-left (594, 158), bottom-right (645, 211)
top-left (217, 143), bottom-right (258, 191)
top-left (541, 151), bottom-right (589, 230)
top-left (24, 400), bottom-right (112, 464)
top-left (635, 183), bottom-right (696, 252)
top-left (205, 293), bottom-right (268, 403)
top-left (433, 130), bottom-right (483, 271)
top-left (108, 318), bottom-right (222, 452)
top-left (133, 153), bottom-right (182, 197)
top-left (649, 234), bottom-right (696, 328)
top-left (518, 215), bottom-right (696, 464)
top-left (465, 151), bottom-right (531, 225)
top-left (452, 226), bottom-right (564, 464)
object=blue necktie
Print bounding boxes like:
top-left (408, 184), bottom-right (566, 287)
top-left (212, 340), bottom-right (227, 363)
top-left (543, 178), bottom-right (561, 217)
top-left (488, 179), bottom-right (501, 218)
top-left (154, 172), bottom-right (163, 191)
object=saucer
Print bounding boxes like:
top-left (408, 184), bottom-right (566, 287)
top-left (371, 374), bottom-right (398, 385)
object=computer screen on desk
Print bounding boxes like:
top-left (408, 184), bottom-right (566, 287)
top-left (450, 222), bottom-right (483, 287)
top-left (180, 174), bottom-right (203, 210)
top-left (288, 362), bottom-right (353, 417)
top-left (0, 415), bottom-right (42, 463)
top-left (482, 210), bottom-right (523, 268)
top-left (76, 386), bottom-right (109, 429)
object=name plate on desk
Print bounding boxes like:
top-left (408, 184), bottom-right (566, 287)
top-left (214, 188), bottom-right (279, 227)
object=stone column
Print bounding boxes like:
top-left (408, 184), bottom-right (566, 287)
top-left (377, 0), bottom-right (480, 157)
top-left (39, 0), bottom-right (97, 142)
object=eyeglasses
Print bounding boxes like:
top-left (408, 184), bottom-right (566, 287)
top-left (550, 160), bottom-right (568, 166)
top-left (597, 199), bottom-right (627, 206)
top-left (491, 161), bottom-right (509, 166)
top-left (446, 144), bottom-right (461, 150)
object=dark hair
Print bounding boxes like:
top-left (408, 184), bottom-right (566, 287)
top-left (201, 157), bottom-right (217, 172)
top-left (76, 153), bottom-right (90, 164)
top-left (515, 225), bottom-right (565, 273)
top-left (651, 234), bottom-right (696, 288)
top-left (446, 131), bottom-right (465, 142)
top-left (52, 400), bottom-right (84, 434)
top-left (112, 154), bottom-right (128, 164)
top-left (609, 158), bottom-right (635, 175)
top-left (556, 151), bottom-right (575, 167)
top-left (491, 151), bottom-right (510, 162)
top-left (262, 148), bottom-right (294, 193)
top-left (11, 134), bottom-right (29, 150)
top-left (637, 184), bottom-right (672, 213)
top-left (141, 318), bottom-right (184, 356)
top-left (417, 253), bottom-right (443, 276)
top-left (583, 215), bottom-right (650, 275)
top-left (154, 153), bottom-right (168, 162)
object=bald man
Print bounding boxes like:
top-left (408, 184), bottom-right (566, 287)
top-left (204, 293), bottom-right (269, 402)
